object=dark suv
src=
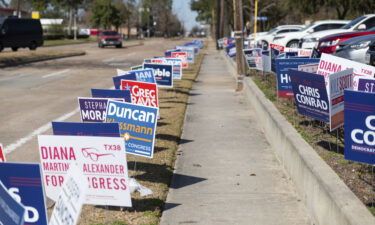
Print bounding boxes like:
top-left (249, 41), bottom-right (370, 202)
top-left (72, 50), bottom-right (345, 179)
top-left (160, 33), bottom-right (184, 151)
top-left (0, 17), bottom-right (43, 52)
top-left (98, 30), bottom-right (122, 48)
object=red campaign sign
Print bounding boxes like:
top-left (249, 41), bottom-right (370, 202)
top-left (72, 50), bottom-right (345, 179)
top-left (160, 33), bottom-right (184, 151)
top-left (120, 80), bottom-right (158, 108)
top-left (151, 58), bottom-right (164, 64)
top-left (171, 52), bottom-right (188, 68)
top-left (0, 144), bottom-right (5, 162)
top-left (270, 43), bottom-right (285, 52)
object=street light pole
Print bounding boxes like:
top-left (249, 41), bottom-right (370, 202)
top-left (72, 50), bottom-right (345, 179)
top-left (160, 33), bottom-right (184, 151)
top-left (233, 0), bottom-right (245, 91)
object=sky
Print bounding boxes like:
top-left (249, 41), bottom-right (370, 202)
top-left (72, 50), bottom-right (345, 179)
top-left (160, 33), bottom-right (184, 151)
top-left (172, 0), bottom-right (199, 31)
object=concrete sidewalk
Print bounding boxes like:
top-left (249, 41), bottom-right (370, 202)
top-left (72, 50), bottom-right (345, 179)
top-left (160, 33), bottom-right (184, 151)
top-left (160, 43), bottom-right (311, 225)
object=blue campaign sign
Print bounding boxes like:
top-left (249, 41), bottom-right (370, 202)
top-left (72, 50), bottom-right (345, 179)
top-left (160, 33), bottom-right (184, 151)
top-left (0, 181), bottom-right (25, 225)
top-left (0, 162), bottom-right (47, 225)
top-left (91, 89), bottom-right (132, 103)
top-left (344, 90), bottom-right (375, 165)
top-left (105, 100), bottom-right (159, 158)
top-left (113, 69), bottom-right (155, 89)
top-left (226, 43), bottom-right (236, 58)
top-left (290, 70), bottom-right (329, 123)
top-left (276, 58), bottom-right (320, 98)
top-left (357, 78), bottom-right (375, 93)
top-left (165, 49), bottom-right (181, 57)
top-left (52, 122), bottom-right (120, 137)
top-left (164, 58), bottom-right (183, 79)
top-left (143, 63), bottom-right (173, 87)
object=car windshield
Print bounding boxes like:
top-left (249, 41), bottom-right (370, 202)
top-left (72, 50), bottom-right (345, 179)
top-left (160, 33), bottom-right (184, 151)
top-left (341, 16), bottom-right (366, 29)
top-left (299, 23), bottom-right (316, 32)
top-left (102, 31), bottom-right (118, 36)
top-left (266, 28), bottom-right (278, 34)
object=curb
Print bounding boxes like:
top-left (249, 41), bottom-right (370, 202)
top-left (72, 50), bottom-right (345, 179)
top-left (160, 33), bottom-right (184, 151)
top-left (222, 52), bottom-right (375, 225)
top-left (0, 52), bottom-right (86, 68)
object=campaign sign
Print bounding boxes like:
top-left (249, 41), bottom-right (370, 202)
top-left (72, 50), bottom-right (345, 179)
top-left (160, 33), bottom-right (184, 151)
top-left (52, 122), bottom-right (120, 137)
top-left (91, 89), bottom-right (131, 103)
top-left (38, 135), bottom-right (132, 206)
top-left (105, 100), bottom-right (158, 158)
top-left (298, 63), bottom-right (319, 73)
top-left (243, 48), bottom-right (262, 70)
top-left (165, 49), bottom-right (180, 57)
top-left (143, 63), bottom-right (173, 88)
top-left (276, 58), bottom-right (320, 98)
top-left (0, 162), bottom-right (48, 225)
top-left (176, 46), bottom-right (195, 64)
top-left (329, 69), bottom-right (353, 131)
top-left (270, 43), bottom-right (285, 52)
top-left (316, 53), bottom-right (375, 89)
top-left (290, 70), bottom-right (329, 123)
top-left (120, 80), bottom-right (158, 107)
top-left (49, 164), bottom-right (87, 225)
top-left (358, 77), bottom-right (375, 93)
top-left (116, 68), bottom-right (131, 76)
top-left (131, 65), bottom-right (143, 71)
top-left (114, 69), bottom-right (156, 89)
top-left (0, 181), bottom-right (25, 225)
top-left (344, 90), bottom-right (375, 165)
top-left (0, 143), bottom-right (5, 162)
top-left (170, 52), bottom-right (188, 68)
top-left (226, 43), bottom-right (236, 58)
top-left (78, 97), bottom-right (123, 122)
top-left (298, 49), bottom-right (313, 57)
top-left (164, 58), bottom-right (183, 79)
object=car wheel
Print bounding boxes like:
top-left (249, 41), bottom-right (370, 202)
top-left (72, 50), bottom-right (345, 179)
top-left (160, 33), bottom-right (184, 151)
top-left (0, 43), bottom-right (4, 52)
top-left (116, 44), bottom-right (122, 48)
top-left (287, 40), bottom-right (299, 48)
top-left (29, 41), bottom-right (37, 50)
top-left (99, 43), bottom-right (104, 48)
top-left (11, 47), bottom-right (18, 52)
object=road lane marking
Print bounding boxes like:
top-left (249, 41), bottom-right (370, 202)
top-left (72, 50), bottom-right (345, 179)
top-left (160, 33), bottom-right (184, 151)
top-left (4, 86), bottom-right (115, 155)
top-left (4, 108), bottom-right (79, 154)
top-left (42, 69), bottom-right (71, 78)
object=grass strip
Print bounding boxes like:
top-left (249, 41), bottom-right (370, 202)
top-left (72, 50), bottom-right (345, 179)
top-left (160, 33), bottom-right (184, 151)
top-left (0, 50), bottom-right (85, 67)
top-left (251, 71), bottom-right (375, 216)
top-left (75, 49), bottom-right (205, 225)
top-left (43, 38), bottom-right (94, 47)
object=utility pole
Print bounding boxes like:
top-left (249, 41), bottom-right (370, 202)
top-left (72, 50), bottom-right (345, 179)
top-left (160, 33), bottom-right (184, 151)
top-left (219, 0), bottom-right (225, 38)
top-left (253, 0), bottom-right (258, 44)
top-left (215, 0), bottom-right (220, 49)
top-left (16, 0), bottom-right (21, 17)
top-left (233, 0), bottom-right (245, 91)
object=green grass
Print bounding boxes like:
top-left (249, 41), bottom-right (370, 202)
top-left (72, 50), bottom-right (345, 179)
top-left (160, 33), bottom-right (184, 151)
top-left (43, 38), bottom-right (94, 46)
top-left (91, 222), bottom-right (127, 225)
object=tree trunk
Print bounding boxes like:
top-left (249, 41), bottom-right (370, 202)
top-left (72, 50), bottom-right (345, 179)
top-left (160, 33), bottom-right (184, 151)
top-left (68, 8), bottom-right (72, 36)
top-left (233, 0), bottom-right (245, 91)
top-left (73, 9), bottom-right (77, 40)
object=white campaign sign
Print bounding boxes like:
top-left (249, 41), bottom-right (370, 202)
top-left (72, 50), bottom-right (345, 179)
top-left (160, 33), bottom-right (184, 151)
top-left (0, 143), bottom-right (5, 162)
top-left (298, 63), bottom-right (319, 73)
top-left (316, 53), bottom-right (375, 89)
top-left (329, 69), bottom-right (353, 131)
top-left (38, 135), bottom-right (131, 207)
top-left (49, 164), bottom-right (87, 225)
top-left (116, 69), bottom-right (129, 76)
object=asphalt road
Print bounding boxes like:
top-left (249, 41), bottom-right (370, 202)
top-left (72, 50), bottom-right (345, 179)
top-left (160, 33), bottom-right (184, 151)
top-left (0, 38), bottom-right (189, 163)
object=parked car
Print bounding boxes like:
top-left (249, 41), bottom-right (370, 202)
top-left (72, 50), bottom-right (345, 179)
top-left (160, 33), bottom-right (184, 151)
top-left (273, 20), bottom-right (349, 48)
top-left (300, 14), bottom-right (375, 49)
top-left (98, 30), bottom-right (122, 48)
top-left (334, 34), bottom-right (375, 64)
top-left (255, 25), bottom-right (305, 49)
top-left (316, 27), bottom-right (375, 54)
top-left (0, 17), bottom-right (43, 52)
top-left (366, 40), bottom-right (375, 65)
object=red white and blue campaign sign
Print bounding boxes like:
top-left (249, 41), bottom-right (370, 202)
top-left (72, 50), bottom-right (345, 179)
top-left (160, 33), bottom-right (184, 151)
top-left (143, 63), bottom-right (173, 88)
top-left (165, 49), bottom-right (180, 57)
top-left (0, 180), bottom-right (25, 225)
top-left (0, 162), bottom-right (48, 225)
top-left (276, 58), bottom-right (320, 98)
top-left (176, 46), bottom-right (195, 64)
top-left (114, 69), bottom-right (156, 89)
top-left (344, 90), bottom-right (375, 165)
top-left (52, 122), bottom-right (120, 137)
top-left (164, 58), bottom-right (183, 79)
top-left (170, 52), bottom-right (188, 68)
top-left (290, 70), bottom-right (329, 123)
top-left (105, 100), bottom-right (158, 158)
top-left (358, 78), bottom-right (375, 93)
top-left (121, 80), bottom-right (158, 108)
top-left (226, 43), bottom-right (236, 58)
top-left (91, 89), bottom-right (131, 103)
top-left (78, 97), bottom-right (123, 122)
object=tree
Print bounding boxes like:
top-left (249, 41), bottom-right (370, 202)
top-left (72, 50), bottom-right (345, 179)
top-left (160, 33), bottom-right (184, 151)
top-left (90, 0), bottom-right (122, 30)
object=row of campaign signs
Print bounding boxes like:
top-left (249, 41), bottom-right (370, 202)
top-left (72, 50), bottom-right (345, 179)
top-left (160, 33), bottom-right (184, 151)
top-left (0, 40), bottom-right (203, 225)
top-left (223, 40), bottom-right (375, 166)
